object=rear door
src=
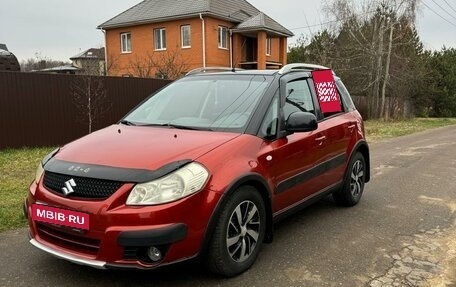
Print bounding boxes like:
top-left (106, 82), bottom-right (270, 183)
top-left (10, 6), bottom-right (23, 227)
top-left (309, 77), bottom-right (358, 188)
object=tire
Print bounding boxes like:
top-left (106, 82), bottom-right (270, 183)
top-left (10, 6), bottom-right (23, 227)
top-left (206, 186), bottom-right (266, 277)
top-left (333, 152), bottom-right (366, 207)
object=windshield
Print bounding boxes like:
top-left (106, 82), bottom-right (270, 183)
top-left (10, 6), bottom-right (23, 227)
top-left (123, 74), bottom-right (272, 132)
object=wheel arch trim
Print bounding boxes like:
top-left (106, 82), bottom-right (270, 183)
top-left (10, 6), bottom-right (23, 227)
top-left (348, 140), bottom-right (370, 182)
top-left (201, 173), bottom-right (274, 257)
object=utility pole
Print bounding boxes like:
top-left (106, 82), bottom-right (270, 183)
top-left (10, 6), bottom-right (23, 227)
top-left (380, 17), bottom-right (394, 119)
top-left (373, 14), bottom-right (385, 118)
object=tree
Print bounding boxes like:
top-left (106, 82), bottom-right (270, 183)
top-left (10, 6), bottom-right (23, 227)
top-left (319, 0), bottom-right (423, 119)
top-left (106, 52), bottom-right (120, 76)
top-left (20, 52), bottom-right (70, 72)
top-left (288, 36), bottom-right (309, 63)
top-left (288, 31), bottom-right (336, 66)
top-left (128, 54), bottom-right (155, 78)
top-left (128, 48), bottom-right (189, 79)
top-left (288, 1), bottom-right (455, 120)
top-left (414, 48), bottom-right (456, 117)
top-left (71, 74), bottom-right (111, 134)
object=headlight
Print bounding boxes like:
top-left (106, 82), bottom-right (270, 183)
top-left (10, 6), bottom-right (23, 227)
top-left (34, 147), bottom-right (59, 184)
top-left (35, 162), bottom-right (44, 183)
top-left (126, 162), bottom-right (209, 205)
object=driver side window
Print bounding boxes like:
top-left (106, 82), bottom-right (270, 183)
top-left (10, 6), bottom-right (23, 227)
top-left (283, 79), bottom-right (315, 121)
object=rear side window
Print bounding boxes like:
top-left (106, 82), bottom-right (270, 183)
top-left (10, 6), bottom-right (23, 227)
top-left (336, 79), bottom-right (356, 112)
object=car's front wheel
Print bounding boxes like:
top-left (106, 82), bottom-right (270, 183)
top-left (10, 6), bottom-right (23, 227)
top-left (206, 186), bottom-right (266, 277)
top-left (333, 152), bottom-right (366, 206)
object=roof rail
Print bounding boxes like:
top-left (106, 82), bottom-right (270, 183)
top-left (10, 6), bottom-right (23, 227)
top-left (186, 67), bottom-right (244, 76)
top-left (278, 63), bottom-right (330, 75)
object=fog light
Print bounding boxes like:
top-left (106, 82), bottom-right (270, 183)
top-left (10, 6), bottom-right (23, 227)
top-left (147, 246), bottom-right (162, 262)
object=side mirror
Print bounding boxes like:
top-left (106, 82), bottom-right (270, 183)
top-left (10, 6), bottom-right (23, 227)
top-left (286, 112), bottom-right (318, 133)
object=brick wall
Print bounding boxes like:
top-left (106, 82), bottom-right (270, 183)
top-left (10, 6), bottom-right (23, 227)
top-left (105, 16), bottom-right (288, 77)
top-left (106, 18), bottom-right (206, 77)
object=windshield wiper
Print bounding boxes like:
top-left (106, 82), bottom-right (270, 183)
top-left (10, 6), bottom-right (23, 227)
top-left (119, 120), bottom-right (137, 126)
top-left (142, 123), bottom-right (212, 131)
top-left (168, 124), bottom-right (213, 131)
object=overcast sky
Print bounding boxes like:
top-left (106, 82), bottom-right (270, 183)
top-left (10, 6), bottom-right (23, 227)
top-left (1, 0), bottom-right (456, 63)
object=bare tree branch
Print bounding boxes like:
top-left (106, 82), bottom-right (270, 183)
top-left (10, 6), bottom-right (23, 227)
top-left (128, 48), bottom-right (189, 80)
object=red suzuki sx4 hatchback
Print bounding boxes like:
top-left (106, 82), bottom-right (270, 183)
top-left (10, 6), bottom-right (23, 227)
top-left (25, 64), bottom-right (370, 277)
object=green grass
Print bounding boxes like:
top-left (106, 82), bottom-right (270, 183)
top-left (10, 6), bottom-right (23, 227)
top-left (1, 118), bottom-right (456, 233)
top-left (365, 118), bottom-right (456, 142)
top-left (0, 147), bottom-right (54, 232)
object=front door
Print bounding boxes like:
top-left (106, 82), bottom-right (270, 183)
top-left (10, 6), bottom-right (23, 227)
top-left (260, 75), bottom-right (330, 213)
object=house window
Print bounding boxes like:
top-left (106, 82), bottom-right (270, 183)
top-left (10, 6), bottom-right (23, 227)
top-left (218, 26), bottom-right (228, 49)
top-left (266, 38), bottom-right (271, 56)
top-left (121, 33), bottom-right (131, 53)
top-left (181, 25), bottom-right (191, 48)
top-left (154, 28), bottom-right (166, 50)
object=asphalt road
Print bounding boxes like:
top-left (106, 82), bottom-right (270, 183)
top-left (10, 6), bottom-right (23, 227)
top-left (1, 125), bottom-right (456, 287)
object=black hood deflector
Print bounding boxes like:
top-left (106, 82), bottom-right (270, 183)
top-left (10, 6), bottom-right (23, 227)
top-left (43, 158), bottom-right (193, 183)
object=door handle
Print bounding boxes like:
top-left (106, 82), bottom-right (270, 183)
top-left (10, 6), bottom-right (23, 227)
top-left (315, 136), bottom-right (326, 146)
top-left (348, 123), bottom-right (357, 133)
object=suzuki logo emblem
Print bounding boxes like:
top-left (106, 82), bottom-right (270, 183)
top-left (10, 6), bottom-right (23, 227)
top-left (62, 179), bottom-right (76, 196)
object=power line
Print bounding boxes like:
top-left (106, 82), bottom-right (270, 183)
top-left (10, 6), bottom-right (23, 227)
top-left (289, 20), bottom-right (338, 31)
top-left (428, 0), bottom-right (456, 22)
top-left (290, 3), bottom-right (456, 32)
top-left (422, 1), bottom-right (456, 28)
top-left (442, 0), bottom-right (456, 15)
top-left (289, 9), bottom-right (379, 31)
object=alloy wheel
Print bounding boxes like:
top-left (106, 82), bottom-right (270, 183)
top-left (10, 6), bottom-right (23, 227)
top-left (226, 200), bottom-right (261, 263)
top-left (350, 160), bottom-right (364, 198)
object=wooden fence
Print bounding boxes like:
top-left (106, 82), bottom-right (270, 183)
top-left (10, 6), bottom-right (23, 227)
top-left (0, 71), bottom-right (171, 148)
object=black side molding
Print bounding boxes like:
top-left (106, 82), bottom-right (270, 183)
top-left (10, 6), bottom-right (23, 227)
top-left (276, 153), bottom-right (346, 194)
top-left (274, 181), bottom-right (342, 223)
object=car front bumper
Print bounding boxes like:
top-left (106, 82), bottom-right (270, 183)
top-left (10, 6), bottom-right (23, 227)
top-left (30, 238), bottom-right (107, 269)
top-left (25, 180), bottom-right (221, 269)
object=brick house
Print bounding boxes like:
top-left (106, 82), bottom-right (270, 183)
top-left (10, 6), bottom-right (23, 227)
top-left (98, 0), bottom-right (293, 78)
top-left (70, 48), bottom-right (106, 76)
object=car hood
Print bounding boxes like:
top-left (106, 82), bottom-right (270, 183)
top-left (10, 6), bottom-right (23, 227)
top-left (54, 125), bottom-right (240, 170)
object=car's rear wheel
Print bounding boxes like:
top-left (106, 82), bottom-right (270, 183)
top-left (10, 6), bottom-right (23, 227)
top-left (333, 152), bottom-right (366, 206)
top-left (206, 186), bottom-right (266, 277)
